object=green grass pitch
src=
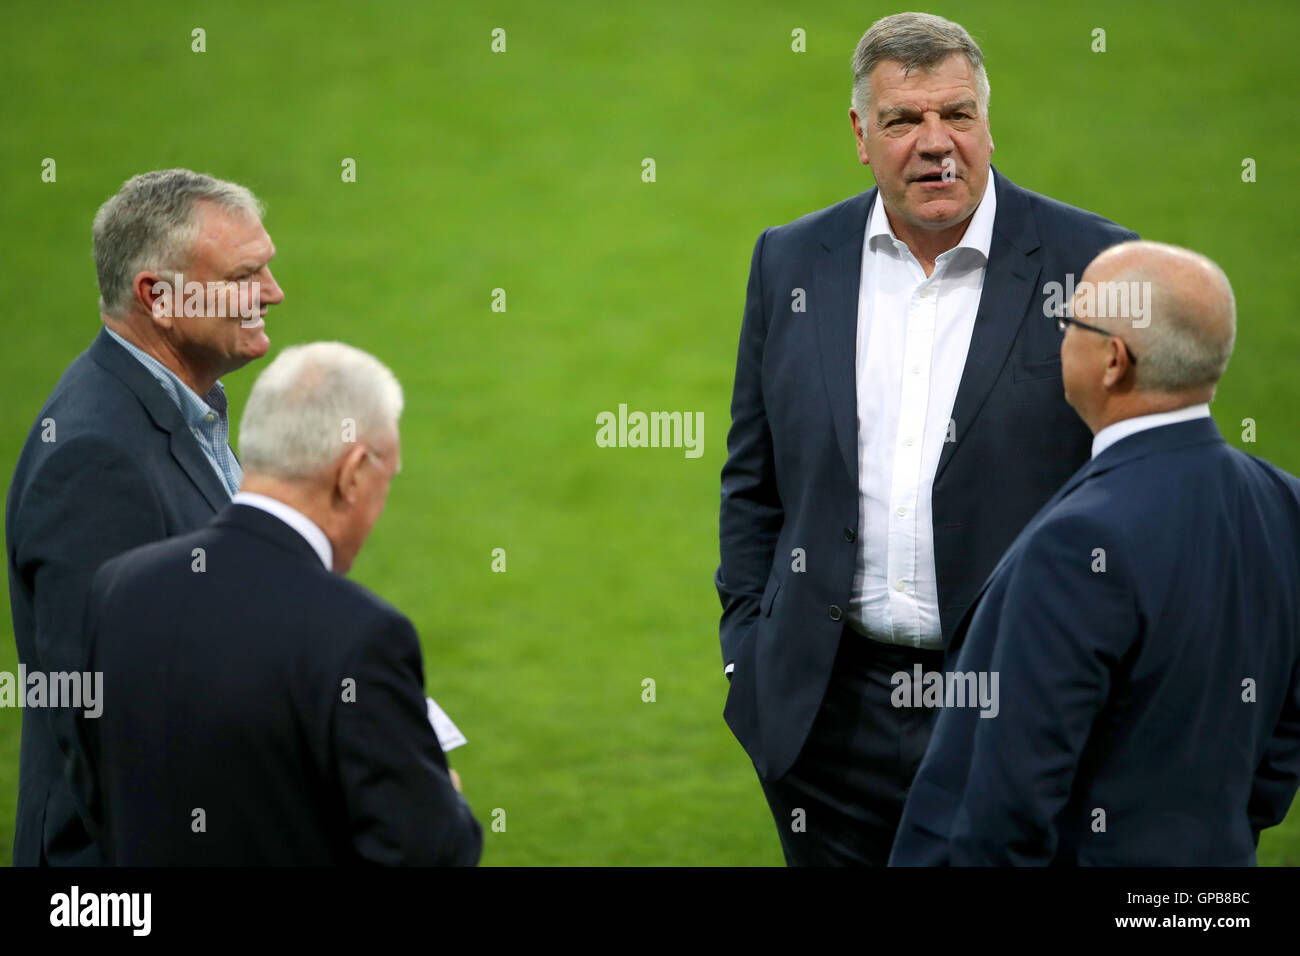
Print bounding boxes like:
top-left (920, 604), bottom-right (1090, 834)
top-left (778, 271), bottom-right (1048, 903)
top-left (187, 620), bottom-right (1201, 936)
top-left (0, 0), bottom-right (1297, 865)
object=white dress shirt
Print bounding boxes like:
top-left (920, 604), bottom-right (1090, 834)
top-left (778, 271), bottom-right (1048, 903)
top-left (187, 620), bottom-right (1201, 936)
top-left (847, 172), bottom-right (997, 649)
top-left (231, 491), bottom-right (334, 571)
top-left (1091, 404), bottom-right (1211, 459)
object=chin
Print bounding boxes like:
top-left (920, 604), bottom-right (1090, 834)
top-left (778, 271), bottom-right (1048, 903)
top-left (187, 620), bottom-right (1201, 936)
top-left (240, 331), bottom-right (272, 359)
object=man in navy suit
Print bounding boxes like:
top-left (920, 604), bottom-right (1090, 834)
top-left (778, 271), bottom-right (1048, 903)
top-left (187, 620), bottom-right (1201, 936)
top-left (891, 240), bottom-right (1300, 865)
top-left (75, 342), bottom-right (481, 866)
top-left (716, 12), bottom-right (1137, 865)
top-left (5, 169), bottom-right (283, 865)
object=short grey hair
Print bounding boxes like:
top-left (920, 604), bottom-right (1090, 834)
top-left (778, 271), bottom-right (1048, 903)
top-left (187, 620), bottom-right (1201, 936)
top-left (1090, 243), bottom-right (1237, 393)
top-left (93, 169), bottom-right (264, 317)
top-left (238, 342), bottom-right (404, 480)
top-left (850, 12), bottom-right (991, 120)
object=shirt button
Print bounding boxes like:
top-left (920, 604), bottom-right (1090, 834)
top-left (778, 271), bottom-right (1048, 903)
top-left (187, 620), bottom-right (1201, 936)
top-left (903, 437), bottom-right (913, 447)
top-left (919, 287), bottom-right (932, 298)
top-left (911, 366), bottom-right (921, 375)
top-left (895, 580), bottom-right (906, 592)
top-left (897, 507), bottom-right (907, 517)
top-left (205, 413), bottom-right (215, 423)
top-left (828, 605), bottom-right (843, 621)
top-left (843, 527), bottom-right (856, 542)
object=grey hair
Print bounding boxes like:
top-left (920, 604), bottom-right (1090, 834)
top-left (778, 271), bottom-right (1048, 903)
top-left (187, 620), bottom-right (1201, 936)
top-left (1092, 244), bottom-right (1237, 393)
top-left (238, 342), bottom-right (404, 480)
top-left (93, 169), bottom-right (264, 317)
top-left (850, 12), bottom-right (991, 120)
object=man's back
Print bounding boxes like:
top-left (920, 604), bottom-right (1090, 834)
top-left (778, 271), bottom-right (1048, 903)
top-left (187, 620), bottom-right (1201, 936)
top-left (949, 420), bottom-right (1300, 864)
top-left (80, 503), bottom-right (482, 866)
top-left (7, 331), bottom-right (228, 865)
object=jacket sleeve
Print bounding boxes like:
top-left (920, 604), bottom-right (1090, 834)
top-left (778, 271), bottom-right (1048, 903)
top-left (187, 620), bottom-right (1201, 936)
top-left (716, 228), bottom-right (783, 669)
top-left (1248, 656), bottom-right (1300, 840)
top-left (334, 613), bottom-right (483, 866)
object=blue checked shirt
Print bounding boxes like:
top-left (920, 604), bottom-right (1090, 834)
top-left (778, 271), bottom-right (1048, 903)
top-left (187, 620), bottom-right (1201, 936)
top-left (105, 327), bottom-right (243, 497)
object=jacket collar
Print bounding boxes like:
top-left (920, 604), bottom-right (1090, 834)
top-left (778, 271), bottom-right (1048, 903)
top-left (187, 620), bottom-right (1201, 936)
top-left (88, 326), bottom-right (231, 511)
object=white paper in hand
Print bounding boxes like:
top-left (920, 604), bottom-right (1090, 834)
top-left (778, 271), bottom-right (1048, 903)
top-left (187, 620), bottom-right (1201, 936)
top-left (426, 696), bottom-right (467, 752)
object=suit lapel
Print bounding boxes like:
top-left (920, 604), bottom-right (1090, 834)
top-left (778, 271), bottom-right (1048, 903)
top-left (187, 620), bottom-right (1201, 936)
top-left (944, 455), bottom-right (1102, 654)
top-left (90, 328), bottom-right (231, 512)
top-left (936, 170), bottom-right (1042, 484)
top-left (168, 430), bottom-right (233, 511)
top-left (814, 190), bottom-right (874, 482)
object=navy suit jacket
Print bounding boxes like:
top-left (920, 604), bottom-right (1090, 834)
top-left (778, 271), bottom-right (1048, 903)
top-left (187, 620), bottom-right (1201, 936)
top-left (75, 503), bottom-right (483, 866)
top-left (716, 168), bottom-right (1138, 780)
top-left (5, 328), bottom-right (230, 865)
top-left (890, 417), bottom-right (1300, 865)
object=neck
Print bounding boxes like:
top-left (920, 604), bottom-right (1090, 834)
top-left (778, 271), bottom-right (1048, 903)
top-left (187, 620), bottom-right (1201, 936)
top-left (105, 314), bottom-right (220, 396)
top-left (238, 474), bottom-right (340, 558)
top-left (1086, 389), bottom-right (1212, 435)
top-left (885, 208), bottom-right (974, 278)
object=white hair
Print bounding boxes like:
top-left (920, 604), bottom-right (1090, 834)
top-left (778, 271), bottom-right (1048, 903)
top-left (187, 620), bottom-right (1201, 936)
top-left (93, 169), bottom-right (264, 318)
top-left (238, 342), bottom-right (404, 480)
top-left (850, 12), bottom-right (991, 120)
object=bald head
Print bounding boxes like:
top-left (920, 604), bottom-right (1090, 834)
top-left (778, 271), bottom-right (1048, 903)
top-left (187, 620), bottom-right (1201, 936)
top-left (1077, 240), bottom-right (1236, 393)
top-left (1061, 241), bottom-right (1237, 435)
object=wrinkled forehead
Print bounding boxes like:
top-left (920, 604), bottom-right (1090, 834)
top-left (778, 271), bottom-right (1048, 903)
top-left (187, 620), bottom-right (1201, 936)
top-left (869, 54), bottom-right (979, 110)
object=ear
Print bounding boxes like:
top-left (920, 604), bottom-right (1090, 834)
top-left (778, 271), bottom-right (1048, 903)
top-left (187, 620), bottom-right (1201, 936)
top-left (850, 109), bottom-right (870, 166)
top-left (335, 444), bottom-right (370, 505)
top-left (134, 271), bottom-right (175, 329)
top-left (1102, 337), bottom-right (1131, 389)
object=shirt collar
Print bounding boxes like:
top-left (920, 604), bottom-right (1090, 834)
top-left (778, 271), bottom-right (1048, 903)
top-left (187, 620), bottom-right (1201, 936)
top-left (868, 167), bottom-right (998, 264)
top-left (231, 492), bottom-right (334, 571)
top-left (104, 325), bottom-right (228, 427)
top-left (1091, 404), bottom-right (1212, 459)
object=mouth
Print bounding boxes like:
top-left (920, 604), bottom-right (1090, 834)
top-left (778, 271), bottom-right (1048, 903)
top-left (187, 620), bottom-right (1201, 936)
top-left (911, 170), bottom-right (957, 186)
top-left (240, 316), bottom-right (266, 331)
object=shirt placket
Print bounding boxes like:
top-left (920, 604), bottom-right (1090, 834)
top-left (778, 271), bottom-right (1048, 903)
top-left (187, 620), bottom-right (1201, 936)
top-left (888, 268), bottom-right (939, 645)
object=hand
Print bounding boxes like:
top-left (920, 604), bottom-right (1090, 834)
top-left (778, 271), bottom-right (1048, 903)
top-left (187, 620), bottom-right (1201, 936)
top-left (449, 768), bottom-right (462, 793)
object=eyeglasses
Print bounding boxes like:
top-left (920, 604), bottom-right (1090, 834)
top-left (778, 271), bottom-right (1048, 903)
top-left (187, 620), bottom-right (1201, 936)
top-left (1056, 315), bottom-right (1138, 366)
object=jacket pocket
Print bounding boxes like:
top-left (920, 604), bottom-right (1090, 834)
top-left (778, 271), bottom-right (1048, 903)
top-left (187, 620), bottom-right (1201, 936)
top-left (1013, 356), bottom-right (1063, 383)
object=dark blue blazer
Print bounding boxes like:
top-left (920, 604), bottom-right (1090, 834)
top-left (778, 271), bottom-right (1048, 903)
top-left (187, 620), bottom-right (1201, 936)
top-left (716, 168), bottom-right (1138, 780)
top-left (5, 328), bottom-right (230, 865)
top-left (75, 503), bottom-right (482, 866)
top-left (890, 417), bottom-right (1300, 865)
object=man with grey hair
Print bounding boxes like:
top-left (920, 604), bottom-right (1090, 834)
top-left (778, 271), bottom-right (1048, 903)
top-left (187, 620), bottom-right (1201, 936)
top-left (893, 241), bottom-right (1300, 864)
top-left (6, 169), bottom-right (283, 865)
top-left (74, 342), bottom-right (482, 865)
top-left (717, 11), bottom-right (1138, 864)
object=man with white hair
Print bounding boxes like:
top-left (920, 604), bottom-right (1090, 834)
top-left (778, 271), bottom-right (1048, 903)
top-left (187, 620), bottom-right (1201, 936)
top-left (6, 169), bottom-right (284, 865)
top-left (892, 241), bottom-right (1300, 864)
top-left (74, 342), bottom-right (482, 866)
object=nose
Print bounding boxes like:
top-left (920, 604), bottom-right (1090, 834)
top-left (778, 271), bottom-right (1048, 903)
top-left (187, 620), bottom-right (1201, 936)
top-left (915, 112), bottom-right (954, 158)
top-left (260, 267), bottom-right (285, 306)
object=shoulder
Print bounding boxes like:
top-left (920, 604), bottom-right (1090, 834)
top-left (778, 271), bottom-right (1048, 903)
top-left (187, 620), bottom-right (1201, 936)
top-left (997, 172), bottom-right (1137, 244)
top-left (758, 190), bottom-right (874, 254)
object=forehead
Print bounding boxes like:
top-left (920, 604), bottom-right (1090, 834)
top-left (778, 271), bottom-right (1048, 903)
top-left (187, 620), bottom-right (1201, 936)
top-left (190, 201), bottom-right (272, 262)
top-left (869, 53), bottom-right (978, 110)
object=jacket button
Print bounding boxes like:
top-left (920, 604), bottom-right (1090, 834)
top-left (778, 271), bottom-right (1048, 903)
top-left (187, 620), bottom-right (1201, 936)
top-left (828, 605), bottom-right (843, 621)
top-left (843, 527), bottom-right (856, 542)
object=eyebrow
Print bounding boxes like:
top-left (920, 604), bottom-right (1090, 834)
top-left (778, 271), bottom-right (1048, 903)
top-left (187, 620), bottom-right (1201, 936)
top-left (229, 248), bottom-right (276, 276)
top-left (878, 99), bottom-right (979, 119)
